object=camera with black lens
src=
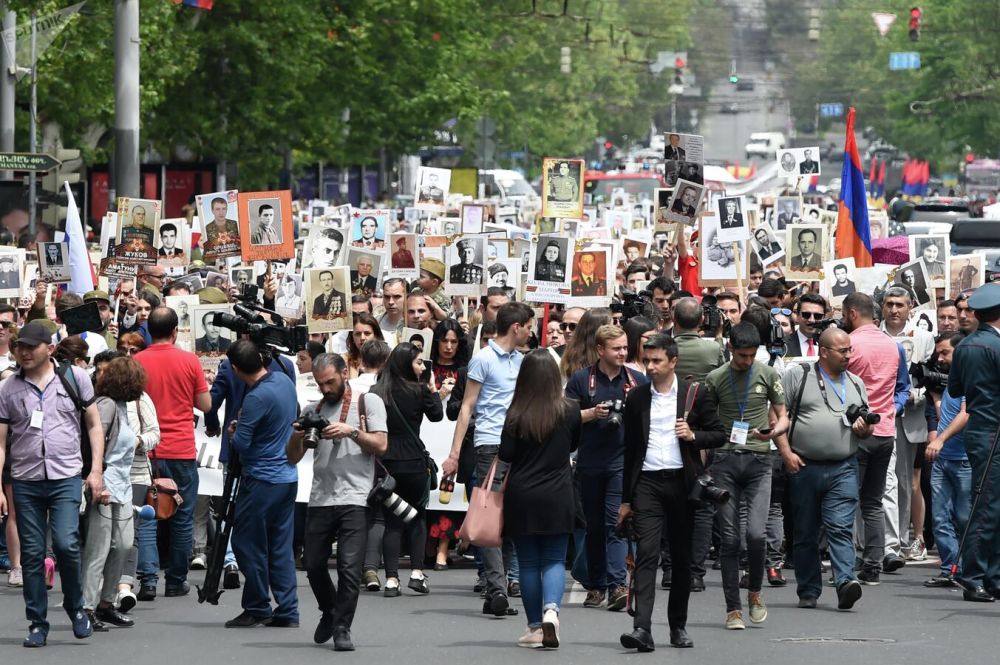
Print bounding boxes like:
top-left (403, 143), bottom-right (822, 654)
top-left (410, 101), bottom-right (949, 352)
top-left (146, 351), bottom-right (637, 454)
top-left (688, 474), bottom-right (730, 505)
top-left (367, 475), bottom-right (419, 524)
top-left (699, 295), bottom-right (731, 337)
top-left (613, 288), bottom-right (657, 322)
top-left (810, 318), bottom-right (849, 342)
top-left (600, 398), bottom-right (625, 427)
top-left (212, 300), bottom-right (308, 357)
top-left (845, 404), bottom-right (881, 425)
top-left (910, 361), bottom-right (949, 394)
top-left (297, 412), bottom-right (330, 449)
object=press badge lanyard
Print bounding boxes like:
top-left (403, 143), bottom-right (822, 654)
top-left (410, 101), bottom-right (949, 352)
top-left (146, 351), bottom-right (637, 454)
top-left (728, 367), bottom-right (753, 445)
top-left (816, 367), bottom-right (846, 408)
top-left (588, 364), bottom-right (635, 401)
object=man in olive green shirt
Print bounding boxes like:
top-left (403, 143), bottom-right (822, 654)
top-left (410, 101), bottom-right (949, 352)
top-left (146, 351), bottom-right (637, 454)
top-left (704, 323), bottom-right (788, 631)
top-left (672, 297), bottom-right (725, 382)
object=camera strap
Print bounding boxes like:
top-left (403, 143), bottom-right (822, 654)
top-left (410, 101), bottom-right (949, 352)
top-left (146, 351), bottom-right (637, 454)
top-left (588, 364), bottom-right (636, 401)
top-left (339, 385), bottom-right (354, 424)
top-left (682, 382), bottom-right (701, 420)
top-left (787, 363), bottom-right (813, 442)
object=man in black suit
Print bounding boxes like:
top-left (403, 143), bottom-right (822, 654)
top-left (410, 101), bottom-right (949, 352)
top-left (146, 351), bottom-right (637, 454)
top-left (798, 149), bottom-right (819, 174)
top-left (790, 229), bottom-right (822, 271)
top-left (196, 311), bottom-right (231, 353)
top-left (671, 186), bottom-right (699, 217)
top-left (618, 334), bottom-right (726, 652)
top-left (664, 134), bottom-right (686, 161)
top-left (831, 264), bottom-right (856, 297)
top-left (752, 228), bottom-right (782, 261)
top-left (350, 255), bottom-right (378, 295)
top-left (311, 270), bottom-right (347, 319)
top-left (719, 199), bottom-right (743, 230)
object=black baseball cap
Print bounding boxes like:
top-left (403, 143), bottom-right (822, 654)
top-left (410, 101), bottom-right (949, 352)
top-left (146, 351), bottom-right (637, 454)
top-left (13, 321), bottom-right (52, 347)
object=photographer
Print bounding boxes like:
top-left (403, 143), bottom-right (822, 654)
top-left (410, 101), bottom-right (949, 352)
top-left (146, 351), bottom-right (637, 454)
top-left (672, 298), bottom-right (725, 382)
top-left (617, 334), bottom-right (726, 652)
top-left (565, 325), bottom-right (648, 611)
top-left (288, 353), bottom-right (387, 651)
top-left (223, 340), bottom-right (299, 629)
top-left (777, 328), bottom-right (874, 611)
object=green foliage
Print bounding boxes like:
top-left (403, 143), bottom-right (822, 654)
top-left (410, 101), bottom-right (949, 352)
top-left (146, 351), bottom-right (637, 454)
top-left (9, 0), bottom-right (698, 187)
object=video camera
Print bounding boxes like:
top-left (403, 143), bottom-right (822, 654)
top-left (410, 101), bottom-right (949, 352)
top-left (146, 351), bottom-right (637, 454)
top-left (809, 318), bottom-right (848, 342)
top-left (212, 286), bottom-right (307, 356)
top-left (911, 360), bottom-right (949, 394)
top-left (612, 288), bottom-right (657, 322)
top-left (700, 295), bottom-right (731, 337)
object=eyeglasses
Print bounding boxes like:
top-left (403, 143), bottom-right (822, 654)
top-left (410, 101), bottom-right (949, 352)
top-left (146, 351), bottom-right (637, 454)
top-left (798, 311), bottom-right (824, 320)
top-left (119, 346), bottom-right (142, 355)
top-left (821, 346), bottom-right (853, 354)
top-left (559, 322), bottom-right (578, 332)
top-left (770, 308), bottom-right (792, 317)
top-left (611, 315), bottom-right (624, 323)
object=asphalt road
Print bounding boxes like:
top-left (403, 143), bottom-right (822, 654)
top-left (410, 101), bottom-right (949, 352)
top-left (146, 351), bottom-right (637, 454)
top-left (1, 555), bottom-right (992, 663)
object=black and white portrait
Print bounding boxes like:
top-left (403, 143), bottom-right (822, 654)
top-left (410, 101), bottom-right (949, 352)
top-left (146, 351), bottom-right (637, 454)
top-left (229, 266), bottom-right (255, 292)
top-left (773, 196), bottom-right (802, 230)
top-left (347, 247), bottom-right (383, 297)
top-left (249, 199), bottom-right (283, 246)
top-left (533, 238), bottom-right (569, 283)
top-left (699, 215), bottom-right (747, 284)
top-left (716, 196), bottom-right (749, 243)
top-left (909, 234), bottom-right (948, 287)
top-left (275, 275), bottom-right (303, 318)
top-left (461, 204), bottom-right (486, 234)
top-left (306, 266), bottom-right (351, 332)
top-left (0, 251), bottom-right (21, 294)
top-left (488, 259), bottom-right (519, 301)
top-left (785, 224), bottom-right (826, 278)
top-left (663, 179), bottom-right (705, 225)
top-left (415, 167), bottom-right (451, 208)
top-left (751, 223), bottom-right (784, 265)
top-left (194, 306), bottom-right (233, 355)
top-left (662, 132), bottom-right (704, 163)
top-left (894, 258), bottom-right (932, 307)
top-left (302, 226), bottom-right (344, 269)
top-left (39, 242), bottom-right (71, 283)
top-left (542, 158), bottom-right (584, 219)
top-left (776, 147), bottom-right (822, 177)
top-left (654, 188), bottom-right (673, 228)
top-left (824, 257), bottom-right (858, 302)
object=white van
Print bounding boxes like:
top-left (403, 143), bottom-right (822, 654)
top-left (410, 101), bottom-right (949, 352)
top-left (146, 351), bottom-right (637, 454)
top-left (744, 132), bottom-right (787, 159)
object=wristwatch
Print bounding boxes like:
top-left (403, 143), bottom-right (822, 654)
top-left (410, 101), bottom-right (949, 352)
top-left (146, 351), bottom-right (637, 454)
top-left (349, 428), bottom-right (360, 442)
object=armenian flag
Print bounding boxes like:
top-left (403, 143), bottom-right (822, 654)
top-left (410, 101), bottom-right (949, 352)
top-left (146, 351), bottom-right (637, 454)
top-left (835, 107), bottom-right (873, 267)
top-left (173, 0), bottom-right (213, 9)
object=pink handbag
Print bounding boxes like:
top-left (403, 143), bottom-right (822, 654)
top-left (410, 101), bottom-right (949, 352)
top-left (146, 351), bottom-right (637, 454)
top-left (459, 456), bottom-right (507, 548)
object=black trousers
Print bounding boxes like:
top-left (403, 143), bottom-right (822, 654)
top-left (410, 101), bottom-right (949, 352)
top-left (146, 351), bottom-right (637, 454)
top-left (303, 505), bottom-right (368, 630)
top-left (381, 469), bottom-right (428, 579)
top-left (632, 470), bottom-right (694, 633)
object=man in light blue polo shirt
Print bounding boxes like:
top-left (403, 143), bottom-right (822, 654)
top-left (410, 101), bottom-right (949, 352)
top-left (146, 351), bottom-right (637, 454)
top-left (443, 301), bottom-right (534, 617)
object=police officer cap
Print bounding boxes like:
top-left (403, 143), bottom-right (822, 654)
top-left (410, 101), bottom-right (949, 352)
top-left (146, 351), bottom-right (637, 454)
top-left (967, 282), bottom-right (1000, 310)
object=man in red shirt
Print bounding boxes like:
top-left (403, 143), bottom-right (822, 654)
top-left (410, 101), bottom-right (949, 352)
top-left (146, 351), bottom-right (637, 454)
top-left (134, 307), bottom-right (212, 600)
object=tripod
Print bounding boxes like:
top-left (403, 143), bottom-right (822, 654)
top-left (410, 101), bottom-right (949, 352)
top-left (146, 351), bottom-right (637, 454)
top-left (951, 421), bottom-right (1000, 581)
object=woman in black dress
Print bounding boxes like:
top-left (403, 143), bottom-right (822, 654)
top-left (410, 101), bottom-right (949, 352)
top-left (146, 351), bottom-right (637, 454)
top-left (370, 343), bottom-right (443, 596)
top-left (498, 349), bottom-right (581, 649)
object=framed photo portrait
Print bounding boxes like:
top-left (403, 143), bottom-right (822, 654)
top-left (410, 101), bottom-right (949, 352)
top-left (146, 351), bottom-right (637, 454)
top-left (541, 158), bottom-right (585, 219)
top-left (663, 179), bottom-right (705, 226)
top-left (948, 253), bottom-right (985, 298)
top-left (345, 247), bottom-right (384, 297)
top-left (750, 222), bottom-right (785, 266)
top-left (823, 257), bottom-right (858, 306)
top-left (114, 197), bottom-right (160, 265)
top-left (525, 233), bottom-right (573, 305)
top-left (715, 195), bottom-right (750, 243)
top-left (414, 167), bottom-right (451, 210)
top-left (909, 234), bottom-right (949, 289)
top-left (784, 224), bottom-right (827, 281)
top-left (772, 196), bottom-right (802, 230)
top-left (305, 266), bottom-right (351, 332)
top-left (39, 242), bottom-right (71, 283)
top-left (238, 190), bottom-right (294, 262)
top-left (444, 234), bottom-right (487, 297)
top-left (349, 209), bottom-right (392, 250)
top-left (199, 190), bottom-right (241, 262)
top-left (893, 258), bottom-right (933, 308)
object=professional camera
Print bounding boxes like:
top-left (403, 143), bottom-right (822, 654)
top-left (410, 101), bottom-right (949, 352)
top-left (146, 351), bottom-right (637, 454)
top-left (809, 318), bottom-right (848, 342)
top-left (212, 295), bottom-right (308, 356)
top-left (688, 474), bottom-right (730, 505)
top-left (613, 288), bottom-right (657, 322)
top-left (297, 412), bottom-right (330, 449)
top-left (845, 404), bottom-right (881, 425)
top-left (599, 398), bottom-right (625, 427)
top-left (368, 475), bottom-right (419, 524)
top-left (910, 360), bottom-right (949, 394)
top-left (699, 295), bottom-right (731, 337)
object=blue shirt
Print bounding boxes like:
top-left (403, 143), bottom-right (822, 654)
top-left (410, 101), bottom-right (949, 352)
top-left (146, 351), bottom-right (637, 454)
top-left (467, 340), bottom-right (523, 447)
top-left (565, 364), bottom-right (648, 470)
top-left (936, 388), bottom-right (967, 460)
top-left (232, 370), bottom-right (298, 484)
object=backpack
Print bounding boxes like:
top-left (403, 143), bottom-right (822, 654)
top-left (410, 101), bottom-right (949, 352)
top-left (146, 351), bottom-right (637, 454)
top-left (55, 363), bottom-right (92, 477)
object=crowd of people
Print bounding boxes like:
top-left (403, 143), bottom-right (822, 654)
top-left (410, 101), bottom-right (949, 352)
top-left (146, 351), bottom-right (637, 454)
top-left (1, 220), bottom-right (999, 653)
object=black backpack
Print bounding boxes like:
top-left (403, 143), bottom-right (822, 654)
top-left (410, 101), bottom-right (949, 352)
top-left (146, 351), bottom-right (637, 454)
top-left (55, 362), bottom-right (92, 477)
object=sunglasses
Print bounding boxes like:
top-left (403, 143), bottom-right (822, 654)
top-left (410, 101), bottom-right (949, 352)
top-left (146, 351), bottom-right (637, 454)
top-left (120, 346), bottom-right (142, 355)
top-left (798, 311), bottom-right (824, 320)
top-left (770, 308), bottom-right (792, 317)
top-left (559, 322), bottom-right (578, 333)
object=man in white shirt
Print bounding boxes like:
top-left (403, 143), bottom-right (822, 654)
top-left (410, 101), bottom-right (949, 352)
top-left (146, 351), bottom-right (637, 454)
top-left (617, 334), bottom-right (727, 652)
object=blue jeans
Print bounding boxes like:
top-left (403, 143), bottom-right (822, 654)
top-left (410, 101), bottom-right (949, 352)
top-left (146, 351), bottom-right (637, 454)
top-left (577, 466), bottom-right (627, 590)
top-left (232, 477), bottom-right (298, 621)
top-left (12, 477), bottom-right (84, 635)
top-left (787, 457), bottom-right (859, 600)
top-left (513, 534), bottom-right (568, 628)
top-left (931, 458), bottom-right (972, 575)
top-left (137, 459), bottom-right (199, 588)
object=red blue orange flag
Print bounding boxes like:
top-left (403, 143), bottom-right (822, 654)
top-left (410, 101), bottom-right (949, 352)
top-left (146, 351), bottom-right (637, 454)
top-left (173, 0), bottom-right (213, 9)
top-left (835, 107), bottom-right (873, 267)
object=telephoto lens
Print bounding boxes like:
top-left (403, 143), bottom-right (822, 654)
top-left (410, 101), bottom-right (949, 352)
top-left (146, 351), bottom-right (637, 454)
top-left (368, 476), bottom-right (419, 524)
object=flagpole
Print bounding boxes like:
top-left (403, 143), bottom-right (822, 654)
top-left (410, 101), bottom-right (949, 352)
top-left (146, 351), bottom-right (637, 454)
top-left (27, 11), bottom-right (36, 234)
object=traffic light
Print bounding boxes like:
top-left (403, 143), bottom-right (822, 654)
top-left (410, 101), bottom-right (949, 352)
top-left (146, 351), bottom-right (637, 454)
top-left (673, 57), bottom-right (685, 87)
top-left (39, 148), bottom-right (82, 228)
top-left (909, 7), bottom-right (921, 41)
top-left (560, 46), bottom-right (571, 74)
top-left (603, 140), bottom-right (614, 160)
top-left (729, 60), bottom-right (738, 84)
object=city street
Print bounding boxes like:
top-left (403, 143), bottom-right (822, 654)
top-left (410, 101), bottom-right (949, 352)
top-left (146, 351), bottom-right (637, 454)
top-left (0, 557), bottom-right (990, 663)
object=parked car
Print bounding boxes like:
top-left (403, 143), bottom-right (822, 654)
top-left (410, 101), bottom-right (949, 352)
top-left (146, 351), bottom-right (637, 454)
top-left (745, 132), bottom-right (786, 160)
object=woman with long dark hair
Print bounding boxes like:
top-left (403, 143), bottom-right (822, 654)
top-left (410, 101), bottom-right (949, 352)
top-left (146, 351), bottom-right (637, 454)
top-left (498, 349), bottom-right (581, 649)
top-left (623, 316), bottom-right (656, 373)
top-left (429, 318), bottom-right (469, 401)
top-left (343, 313), bottom-right (383, 378)
top-left (370, 343), bottom-right (443, 596)
top-left (559, 307), bottom-right (612, 379)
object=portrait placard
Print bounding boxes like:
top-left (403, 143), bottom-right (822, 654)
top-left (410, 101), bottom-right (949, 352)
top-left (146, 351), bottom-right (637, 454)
top-left (401, 327), bottom-right (433, 360)
top-left (569, 248), bottom-right (611, 308)
top-left (893, 258), bottom-right (933, 308)
top-left (305, 266), bottom-right (351, 333)
top-left (823, 257), bottom-right (858, 307)
top-left (948, 253), bottom-right (985, 298)
top-left (0, 248), bottom-right (24, 297)
top-left (274, 274), bottom-right (304, 319)
top-left (908, 234), bottom-right (949, 289)
top-left (114, 197), bottom-right (160, 265)
top-left (663, 179), bottom-right (705, 226)
top-left (654, 188), bottom-right (673, 230)
top-left (301, 225), bottom-right (345, 270)
top-left (525, 233), bottom-right (573, 305)
top-left (192, 304), bottom-right (234, 357)
top-left (541, 158), bottom-right (585, 219)
top-left (621, 236), bottom-right (649, 264)
top-left (662, 132), bottom-right (705, 163)
top-left (461, 203), bottom-right (486, 234)
top-left (698, 216), bottom-right (748, 286)
top-left (715, 196), bottom-right (750, 243)
top-left (165, 294), bottom-right (200, 352)
top-left (415, 167), bottom-right (451, 210)
top-left (388, 233), bottom-right (419, 280)
top-left (199, 190), bottom-right (241, 262)
top-left (777, 146), bottom-right (822, 177)
top-left (784, 224), bottom-right (827, 281)
top-left (487, 258), bottom-right (520, 302)
top-left (444, 234), bottom-right (488, 297)
top-left (238, 190), bottom-right (294, 262)
top-left (345, 246), bottom-right (384, 297)
top-left (348, 209), bottom-right (392, 251)
top-left (750, 222), bottom-right (785, 266)
top-left (155, 218), bottom-right (190, 277)
top-left (772, 196), bottom-right (802, 230)
top-left (39, 242), bottom-right (71, 283)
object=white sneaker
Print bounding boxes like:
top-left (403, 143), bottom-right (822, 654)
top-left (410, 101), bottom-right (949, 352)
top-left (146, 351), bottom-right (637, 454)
top-left (190, 554), bottom-right (207, 570)
top-left (7, 567), bottom-right (23, 587)
top-left (116, 588), bottom-right (137, 613)
top-left (541, 609), bottom-right (560, 649)
top-left (517, 627), bottom-right (544, 648)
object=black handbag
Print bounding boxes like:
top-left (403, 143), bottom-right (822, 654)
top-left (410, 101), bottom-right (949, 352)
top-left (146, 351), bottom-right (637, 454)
top-left (388, 400), bottom-right (438, 492)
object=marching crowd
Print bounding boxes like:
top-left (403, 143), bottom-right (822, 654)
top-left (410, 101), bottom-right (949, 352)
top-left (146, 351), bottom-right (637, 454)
top-left (1, 246), bottom-right (1000, 654)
